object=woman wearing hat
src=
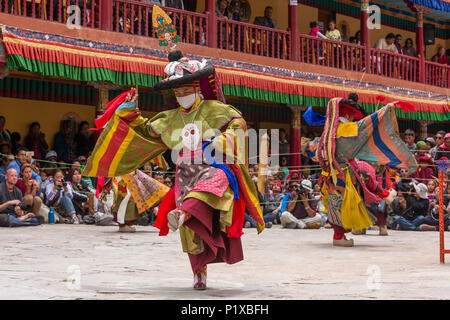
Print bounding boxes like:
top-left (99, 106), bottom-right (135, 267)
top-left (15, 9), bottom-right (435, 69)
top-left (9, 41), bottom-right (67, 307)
top-left (318, 95), bottom-right (417, 247)
top-left (84, 51), bottom-right (264, 290)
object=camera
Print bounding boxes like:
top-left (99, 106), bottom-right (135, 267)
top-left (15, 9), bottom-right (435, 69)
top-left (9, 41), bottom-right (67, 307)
top-left (291, 183), bottom-right (306, 195)
top-left (19, 203), bottom-right (32, 212)
top-left (61, 179), bottom-right (68, 187)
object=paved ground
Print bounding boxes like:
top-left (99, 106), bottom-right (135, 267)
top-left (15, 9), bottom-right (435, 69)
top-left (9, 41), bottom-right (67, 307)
top-left (1, 223), bottom-right (450, 300)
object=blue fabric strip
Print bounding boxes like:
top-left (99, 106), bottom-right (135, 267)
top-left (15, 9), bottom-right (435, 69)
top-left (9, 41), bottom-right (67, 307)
top-left (202, 141), bottom-right (240, 200)
top-left (370, 112), bottom-right (401, 167)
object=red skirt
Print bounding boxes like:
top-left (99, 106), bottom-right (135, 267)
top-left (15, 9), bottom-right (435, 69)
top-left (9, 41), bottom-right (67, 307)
top-left (180, 198), bottom-right (244, 273)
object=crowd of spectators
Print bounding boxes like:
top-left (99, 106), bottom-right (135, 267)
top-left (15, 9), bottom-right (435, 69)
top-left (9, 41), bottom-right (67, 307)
top-left (0, 115), bottom-right (448, 234)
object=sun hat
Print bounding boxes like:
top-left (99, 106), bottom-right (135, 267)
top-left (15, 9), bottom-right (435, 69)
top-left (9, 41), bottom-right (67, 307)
top-left (413, 183), bottom-right (428, 200)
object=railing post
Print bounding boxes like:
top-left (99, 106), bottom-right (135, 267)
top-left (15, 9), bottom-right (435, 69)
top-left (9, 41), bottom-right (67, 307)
top-left (205, 0), bottom-right (217, 48)
top-left (288, 1), bottom-right (299, 61)
top-left (288, 105), bottom-right (304, 172)
top-left (100, 0), bottom-right (113, 31)
top-left (416, 11), bottom-right (426, 83)
top-left (360, 0), bottom-right (371, 72)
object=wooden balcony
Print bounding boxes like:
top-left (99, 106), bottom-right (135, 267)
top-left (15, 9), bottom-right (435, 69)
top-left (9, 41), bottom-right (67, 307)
top-left (0, 0), bottom-right (449, 89)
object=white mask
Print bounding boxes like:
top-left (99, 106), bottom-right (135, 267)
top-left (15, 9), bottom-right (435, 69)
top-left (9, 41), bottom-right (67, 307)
top-left (176, 93), bottom-right (198, 110)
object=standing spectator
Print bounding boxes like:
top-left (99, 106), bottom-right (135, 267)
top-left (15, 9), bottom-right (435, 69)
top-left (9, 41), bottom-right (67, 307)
top-left (394, 34), bottom-right (403, 54)
top-left (375, 33), bottom-right (398, 53)
top-left (0, 141), bottom-right (12, 157)
top-left (253, 6), bottom-right (278, 29)
top-left (432, 46), bottom-right (448, 65)
top-left (7, 148), bottom-right (41, 183)
top-left (152, 166), bottom-right (165, 184)
top-left (425, 137), bottom-right (436, 151)
top-left (45, 169), bottom-right (79, 224)
top-left (15, 163), bottom-right (42, 216)
top-left (309, 21), bottom-right (327, 61)
top-left (24, 122), bottom-right (49, 161)
top-left (414, 140), bottom-right (430, 158)
top-left (0, 116), bottom-right (11, 145)
top-left (325, 20), bottom-right (341, 41)
top-left (404, 129), bottom-right (416, 152)
top-left (215, 0), bottom-right (228, 18)
top-left (403, 38), bottom-right (416, 57)
top-left (10, 132), bottom-right (23, 155)
top-left (393, 183), bottom-right (429, 230)
top-left (431, 131), bottom-right (446, 159)
top-left (44, 150), bottom-right (59, 177)
top-left (0, 168), bottom-right (42, 227)
top-left (354, 30), bottom-right (361, 44)
top-left (325, 20), bottom-right (342, 67)
top-left (279, 179), bottom-right (322, 229)
top-left (435, 133), bottom-right (450, 161)
top-left (161, 0), bottom-right (184, 9)
top-left (0, 154), bottom-right (14, 183)
top-left (54, 120), bottom-right (76, 164)
top-left (164, 174), bottom-right (173, 188)
top-left (74, 121), bottom-right (94, 158)
top-left (279, 128), bottom-right (290, 158)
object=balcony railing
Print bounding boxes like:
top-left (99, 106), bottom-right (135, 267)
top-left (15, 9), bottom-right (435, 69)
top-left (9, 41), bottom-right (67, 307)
top-left (1, 0), bottom-right (101, 28)
top-left (112, 1), bottom-right (206, 46)
top-left (369, 48), bottom-right (420, 83)
top-left (425, 61), bottom-right (450, 88)
top-left (298, 34), bottom-right (366, 72)
top-left (217, 17), bottom-right (290, 60)
top-left (1, 0), bottom-right (449, 89)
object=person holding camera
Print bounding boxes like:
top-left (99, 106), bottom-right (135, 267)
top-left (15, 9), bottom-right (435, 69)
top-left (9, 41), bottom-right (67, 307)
top-left (280, 179), bottom-right (322, 229)
top-left (45, 169), bottom-right (79, 224)
top-left (0, 168), bottom-right (42, 227)
top-left (70, 168), bottom-right (97, 219)
top-left (392, 183), bottom-right (430, 231)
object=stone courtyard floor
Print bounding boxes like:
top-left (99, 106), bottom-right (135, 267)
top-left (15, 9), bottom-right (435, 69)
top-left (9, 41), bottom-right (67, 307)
top-left (1, 223), bottom-right (450, 300)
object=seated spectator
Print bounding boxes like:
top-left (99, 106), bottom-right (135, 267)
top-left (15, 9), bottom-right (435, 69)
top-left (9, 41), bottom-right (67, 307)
top-left (392, 183), bottom-right (429, 230)
top-left (434, 133), bottom-right (450, 161)
top-left (418, 178), bottom-right (450, 231)
top-left (164, 174), bottom-right (173, 188)
top-left (279, 179), bottom-right (321, 229)
top-left (94, 177), bottom-right (117, 226)
top-left (263, 181), bottom-right (285, 224)
top-left (412, 155), bottom-right (435, 184)
top-left (244, 181), bottom-right (274, 228)
top-left (375, 33), bottom-right (398, 54)
top-left (403, 38), bottom-right (416, 57)
top-left (10, 132), bottom-right (24, 155)
top-left (432, 46), bottom-right (448, 65)
top-left (152, 166), bottom-right (165, 184)
top-left (45, 169), bottom-right (79, 224)
top-left (24, 122), bottom-right (49, 160)
top-left (7, 148), bottom-right (42, 183)
top-left (16, 163), bottom-right (42, 216)
top-left (253, 6), bottom-right (278, 29)
top-left (70, 168), bottom-right (96, 219)
top-left (403, 129), bottom-right (416, 152)
top-left (0, 168), bottom-right (42, 227)
top-left (0, 116), bottom-right (12, 145)
top-left (74, 121), bottom-right (94, 158)
top-left (394, 34), bottom-right (403, 54)
top-left (54, 120), bottom-right (76, 164)
top-left (394, 168), bottom-right (416, 192)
